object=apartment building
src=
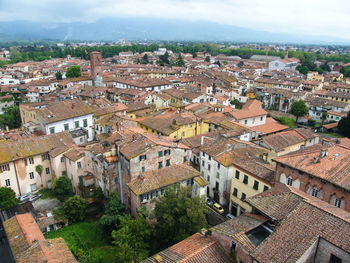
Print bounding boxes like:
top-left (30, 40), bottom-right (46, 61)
top-left (20, 100), bottom-right (94, 140)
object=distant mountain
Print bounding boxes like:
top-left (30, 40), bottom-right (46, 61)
top-left (0, 18), bottom-right (348, 44)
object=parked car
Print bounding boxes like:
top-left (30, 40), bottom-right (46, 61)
top-left (206, 197), bottom-right (214, 207)
top-left (17, 193), bottom-right (31, 203)
top-left (29, 193), bottom-right (42, 202)
top-left (226, 213), bottom-right (235, 219)
top-left (212, 203), bottom-right (224, 214)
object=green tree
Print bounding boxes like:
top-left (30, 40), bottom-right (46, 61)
top-left (296, 65), bottom-right (309, 75)
top-left (230, 99), bottom-right (243, 109)
top-left (158, 51), bottom-right (170, 65)
top-left (320, 63), bottom-right (331, 72)
top-left (142, 54), bottom-right (149, 64)
top-left (314, 67), bottom-right (324, 74)
top-left (54, 195), bottom-right (87, 224)
top-left (290, 100), bottom-right (308, 123)
top-left (0, 105), bottom-right (21, 129)
top-left (338, 112), bottom-right (350, 138)
top-left (0, 187), bottom-right (19, 210)
top-left (52, 176), bottom-right (74, 202)
top-left (0, 61), bottom-right (7, 67)
top-left (92, 186), bottom-right (104, 203)
top-left (66, 65), bottom-right (81, 78)
top-left (112, 209), bottom-right (151, 263)
top-left (205, 56), bottom-right (210, 62)
top-left (55, 71), bottom-right (62, 80)
top-left (35, 164), bottom-right (43, 187)
top-left (153, 186), bottom-right (208, 250)
top-left (340, 66), bottom-right (350, 78)
top-left (174, 54), bottom-right (185, 67)
top-left (99, 192), bottom-right (125, 235)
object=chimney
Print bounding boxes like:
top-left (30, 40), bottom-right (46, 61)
top-left (201, 136), bottom-right (204, 145)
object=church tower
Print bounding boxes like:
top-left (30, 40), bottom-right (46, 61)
top-left (90, 51), bottom-right (103, 86)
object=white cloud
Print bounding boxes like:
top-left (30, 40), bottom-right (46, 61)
top-left (0, 0), bottom-right (349, 39)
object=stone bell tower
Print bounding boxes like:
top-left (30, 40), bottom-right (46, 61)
top-left (90, 51), bottom-right (103, 86)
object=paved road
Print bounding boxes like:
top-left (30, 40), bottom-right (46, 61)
top-left (206, 205), bottom-right (226, 226)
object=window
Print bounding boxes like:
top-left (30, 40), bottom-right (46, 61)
top-left (329, 254), bottom-right (342, 263)
top-left (231, 241), bottom-right (237, 251)
top-left (30, 183), bottom-right (37, 192)
top-left (216, 172), bottom-right (220, 179)
top-left (241, 193), bottom-right (246, 201)
top-left (202, 152), bottom-right (205, 157)
top-left (164, 149), bottom-right (171, 156)
top-left (29, 172), bottom-right (34, 179)
top-left (141, 167), bottom-right (145, 173)
top-left (77, 162), bottom-right (82, 169)
top-left (202, 160), bottom-right (204, 166)
top-left (27, 157), bottom-right (34, 165)
top-left (287, 177), bottom-right (293, 186)
top-left (45, 168), bottom-right (50, 174)
top-left (158, 151), bottom-right (163, 157)
top-left (260, 116), bottom-right (263, 121)
top-left (158, 162), bottom-right (163, 169)
top-left (215, 181), bottom-right (219, 191)
top-left (235, 170), bottom-right (240, 179)
top-left (61, 157), bottom-right (65, 163)
top-left (0, 163), bottom-right (10, 172)
top-left (42, 153), bottom-right (49, 161)
top-left (182, 131), bottom-right (185, 137)
top-left (207, 175), bottom-right (210, 182)
top-left (5, 179), bottom-right (10, 186)
top-left (64, 123), bottom-right (69, 130)
top-left (209, 156), bottom-right (211, 161)
top-left (334, 198), bottom-right (343, 208)
top-left (166, 159), bottom-right (170, 166)
top-left (240, 207), bottom-right (246, 215)
top-left (83, 119), bottom-right (88, 127)
top-left (208, 164), bottom-right (211, 171)
top-left (244, 120), bottom-right (248, 125)
top-left (74, 121), bottom-right (79, 128)
top-left (243, 175), bottom-right (248, 184)
top-left (49, 127), bottom-right (55, 134)
top-left (139, 155), bottom-right (147, 161)
top-left (263, 185), bottom-right (269, 192)
top-left (183, 156), bottom-right (187, 162)
top-left (253, 180), bottom-right (259, 190)
top-left (233, 187), bottom-right (238, 197)
top-left (217, 163), bottom-right (221, 169)
top-left (311, 187), bottom-right (319, 197)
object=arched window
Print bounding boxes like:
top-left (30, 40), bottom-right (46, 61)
top-left (287, 176), bottom-right (293, 186)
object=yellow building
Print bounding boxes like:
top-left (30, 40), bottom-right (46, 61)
top-left (138, 111), bottom-right (209, 140)
top-left (229, 158), bottom-right (274, 217)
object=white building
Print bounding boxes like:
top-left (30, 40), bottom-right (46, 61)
top-left (20, 100), bottom-right (95, 141)
top-left (268, 58), bottom-right (300, 71)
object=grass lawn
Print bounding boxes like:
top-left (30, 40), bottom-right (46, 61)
top-left (45, 219), bottom-right (115, 262)
top-left (39, 188), bottom-right (57, 200)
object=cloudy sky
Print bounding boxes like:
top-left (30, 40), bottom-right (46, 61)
top-left (0, 0), bottom-right (349, 40)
